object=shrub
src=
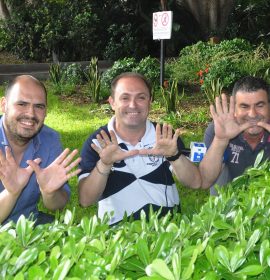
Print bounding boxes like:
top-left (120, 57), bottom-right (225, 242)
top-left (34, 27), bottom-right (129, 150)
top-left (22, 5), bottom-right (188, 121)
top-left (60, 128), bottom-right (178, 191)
top-left (1, 155), bottom-right (270, 278)
top-left (101, 57), bottom-right (137, 88)
top-left (63, 63), bottom-right (84, 85)
top-left (102, 56), bottom-right (160, 93)
top-left (168, 38), bottom-right (270, 105)
top-left (133, 56), bottom-right (160, 86)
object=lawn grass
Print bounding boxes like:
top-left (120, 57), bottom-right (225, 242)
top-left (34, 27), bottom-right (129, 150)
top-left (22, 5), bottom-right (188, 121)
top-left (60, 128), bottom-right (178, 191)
top-left (0, 86), bottom-right (211, 223)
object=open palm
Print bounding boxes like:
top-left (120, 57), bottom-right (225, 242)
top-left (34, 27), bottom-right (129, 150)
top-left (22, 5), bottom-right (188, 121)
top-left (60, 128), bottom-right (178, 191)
top-left (27, 148), bottom-right (81, 194)
top-left (0, 147), bottom-right (37, 195)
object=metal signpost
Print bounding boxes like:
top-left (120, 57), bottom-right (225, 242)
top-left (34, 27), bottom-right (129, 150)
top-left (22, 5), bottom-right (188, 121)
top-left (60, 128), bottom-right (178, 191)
top-left (152, 11), bottom-right (173, 87)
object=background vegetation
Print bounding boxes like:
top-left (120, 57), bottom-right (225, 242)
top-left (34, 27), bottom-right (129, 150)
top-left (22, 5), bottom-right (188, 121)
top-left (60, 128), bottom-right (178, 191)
top-left (0, 0), bottom-right (269, 62)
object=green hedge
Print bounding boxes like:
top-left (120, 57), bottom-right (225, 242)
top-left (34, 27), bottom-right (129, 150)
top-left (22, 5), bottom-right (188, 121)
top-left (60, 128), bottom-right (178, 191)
top-left (1, 155), bottom-right (270, 279)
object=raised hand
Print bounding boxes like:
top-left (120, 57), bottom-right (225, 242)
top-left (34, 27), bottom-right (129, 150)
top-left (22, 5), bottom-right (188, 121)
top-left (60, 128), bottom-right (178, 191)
top-left (27, 148), bottom-right (81, 195)
top-left (0, 146), bottom-right (40, 195)
top-left (211, 94), bottom-right (251, 141)
top-left (139, 123), bottom-right (180, 157)
top-left (257, 121), bottom-right (270, 133)
top-left (91, 130), bottom-right (139, 166)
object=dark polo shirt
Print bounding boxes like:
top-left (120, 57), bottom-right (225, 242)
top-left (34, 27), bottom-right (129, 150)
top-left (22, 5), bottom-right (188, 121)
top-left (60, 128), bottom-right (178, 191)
top-left (204, 122), bottom-right (270, 181)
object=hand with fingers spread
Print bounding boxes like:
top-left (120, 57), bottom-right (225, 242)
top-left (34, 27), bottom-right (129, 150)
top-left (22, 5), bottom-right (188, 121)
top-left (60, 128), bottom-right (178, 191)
top-left (0, 146), bottom-right (41, 195)
top-left (139, 123), bottom-right (180, 157)
top-left (27, 148), bottom-right (81, 195)
top-left (91, 130), bottom-right (139, 166)
top-left (211, 94), bottom-right (252, 142)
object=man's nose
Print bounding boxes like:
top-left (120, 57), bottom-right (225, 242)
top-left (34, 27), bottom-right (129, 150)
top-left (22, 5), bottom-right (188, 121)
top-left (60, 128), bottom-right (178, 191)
top-left (248, 106), bottom-right (257, 118)
top-left (129, 99), bottom-right (137, 108)
top-left (26, 105), bottom-right (35, 116)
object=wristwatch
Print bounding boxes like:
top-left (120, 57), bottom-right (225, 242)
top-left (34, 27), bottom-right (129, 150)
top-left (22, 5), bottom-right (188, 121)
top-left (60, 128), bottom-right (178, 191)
top-left (165, 150), bottom-right (182, 161)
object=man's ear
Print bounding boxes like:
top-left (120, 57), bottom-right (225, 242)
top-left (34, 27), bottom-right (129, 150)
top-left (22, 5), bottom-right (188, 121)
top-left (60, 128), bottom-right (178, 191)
top-left (108, 96), bottom-right (115, 111)
top-left (0, 97), bottom-right (7, 113)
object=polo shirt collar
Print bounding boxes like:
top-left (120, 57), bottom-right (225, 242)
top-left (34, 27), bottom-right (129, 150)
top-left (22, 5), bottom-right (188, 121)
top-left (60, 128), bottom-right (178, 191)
top-left (107, 116), bottom-right (152, 146)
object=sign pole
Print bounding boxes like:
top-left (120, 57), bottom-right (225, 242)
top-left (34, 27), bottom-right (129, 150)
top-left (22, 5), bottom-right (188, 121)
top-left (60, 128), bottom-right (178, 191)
top-left (160, 39), bottom-right (165, 88)
top-left (152, 11), bottom-right (172, 88)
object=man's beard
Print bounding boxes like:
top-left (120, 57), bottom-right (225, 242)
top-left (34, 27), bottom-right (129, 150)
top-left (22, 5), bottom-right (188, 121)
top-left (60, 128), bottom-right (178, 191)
top-left (4, 114), bottom-right (43, 146)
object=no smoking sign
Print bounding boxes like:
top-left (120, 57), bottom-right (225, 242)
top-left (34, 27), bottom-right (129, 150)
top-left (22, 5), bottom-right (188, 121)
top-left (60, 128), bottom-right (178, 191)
top-left (152, 11), bottom-right (173, 40)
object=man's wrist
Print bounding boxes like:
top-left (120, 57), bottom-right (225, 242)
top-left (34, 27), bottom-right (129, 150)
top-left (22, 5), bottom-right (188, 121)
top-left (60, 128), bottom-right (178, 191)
top-left (96, 161), bottom-right (112, 176)
top-left (165, 150), bottom-right (182, 162)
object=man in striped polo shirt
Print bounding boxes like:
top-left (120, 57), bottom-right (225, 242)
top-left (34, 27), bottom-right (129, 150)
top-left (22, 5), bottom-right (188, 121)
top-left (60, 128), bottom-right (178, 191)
top-left (78, 72), bottom-right (201, 225)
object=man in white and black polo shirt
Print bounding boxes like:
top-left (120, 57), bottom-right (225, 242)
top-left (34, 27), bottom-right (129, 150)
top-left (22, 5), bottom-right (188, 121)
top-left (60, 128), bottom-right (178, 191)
top-left (200, 76), bottom-right (270, 193)
top-left (78, 72), bottom-right (201, 225)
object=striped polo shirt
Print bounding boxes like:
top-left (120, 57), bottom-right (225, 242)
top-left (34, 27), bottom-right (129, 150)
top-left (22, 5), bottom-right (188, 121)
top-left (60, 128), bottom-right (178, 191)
top-left (79, 117), bottom-right (184, 224)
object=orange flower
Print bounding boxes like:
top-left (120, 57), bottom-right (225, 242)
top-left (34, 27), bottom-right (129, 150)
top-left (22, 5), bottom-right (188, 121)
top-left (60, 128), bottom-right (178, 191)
top-left (204, 68), bottom-right (209, 73)
top-left (199, 79), bottom-right (204, 85)
top-left (163, 80), bottom-right (169, 88)
top-left (197, 70), bottom-right (204, 77)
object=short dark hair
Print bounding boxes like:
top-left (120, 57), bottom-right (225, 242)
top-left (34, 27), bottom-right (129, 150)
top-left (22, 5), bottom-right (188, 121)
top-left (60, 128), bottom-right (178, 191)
top-left (5, 75), bottom-right (47, 102)
top-left (232, 76), bottom-right (270, 102)
top-left (110, 72), bottom-right (152, 98)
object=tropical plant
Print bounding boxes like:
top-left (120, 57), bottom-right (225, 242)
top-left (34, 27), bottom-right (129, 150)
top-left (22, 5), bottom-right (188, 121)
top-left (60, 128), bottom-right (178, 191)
top-left (85, 57), bottom-right (101, 103)
top-left (161, 79), bottom-right (184, 113)
top-left (48, 63), bottom-right (64, 86)
top-left (203, 78), bottom-right (224, 105)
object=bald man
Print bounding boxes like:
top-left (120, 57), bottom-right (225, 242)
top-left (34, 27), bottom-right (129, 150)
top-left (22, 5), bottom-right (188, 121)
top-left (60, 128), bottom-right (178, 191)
top-left (0, 75), bottom-right (81, 225)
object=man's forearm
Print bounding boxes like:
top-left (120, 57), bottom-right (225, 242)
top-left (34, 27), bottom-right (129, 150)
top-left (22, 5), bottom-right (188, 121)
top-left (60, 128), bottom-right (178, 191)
top-left (170, 155), bottom-right (201, 189)
top-left (79, 160), bottom-right (112, 207)
top-left (41, 189), bottom-right (68, 211)
top-left (199, 137), bottom-right (228, 189)
top-left (0, 189), bottom-right (20, 223)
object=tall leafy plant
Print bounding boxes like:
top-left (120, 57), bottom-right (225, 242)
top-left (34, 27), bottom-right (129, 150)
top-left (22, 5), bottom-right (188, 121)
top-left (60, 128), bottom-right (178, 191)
top-left (85, 57), bottom-right (101, 103)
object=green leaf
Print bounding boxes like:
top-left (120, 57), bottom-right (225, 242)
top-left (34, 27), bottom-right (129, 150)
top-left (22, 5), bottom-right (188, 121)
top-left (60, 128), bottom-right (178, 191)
top-left (229, 246), bottom-right (245, 272)
top-left (63, 209), bottom-right (73, 225)
top-left (152, 233), bottom-right (173, 259)
top-left (235, 264), bottom-right (264, 276)
top-left (89, 239), bottom-right (105, 253)
top-left (11, 247), bottom-right (39, 275)
top-left (37, 250), bottom-right (46, 265)
top-left (254, 150), bottom-right (264, 168)
top-left (181, 248), bottom-right (198, 280)
top-left (137, 238), bottom-right (150, 266)
top-left (245, 229), bottom-right (261, 256)
top-left (259, 239), bottom-right (270, 265)
top-left (205, 245), bottom-right (216, 267)
top-left (212, 219), bottom-right (232, 230)
top-left (28, 265), bottom-right (45, 279)
top-left (145, 259), bottom-right (175, 280)
top-left (0, 243), bottom-right (14, 264)
top-left (14, 272), bottom-right (24, 280)
top-left (52, 259), bottom-right (73, 280)
top-left (215, 245), bottom-right (230, 271)
top-left (121, 256), bottom-right (145, 272)
top-left (172, 251), bottom-right (181, 279)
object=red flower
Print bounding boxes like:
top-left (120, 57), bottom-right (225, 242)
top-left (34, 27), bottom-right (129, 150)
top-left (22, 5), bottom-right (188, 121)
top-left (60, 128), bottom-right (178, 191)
top-left (199, 79), bottom-right (204, 85)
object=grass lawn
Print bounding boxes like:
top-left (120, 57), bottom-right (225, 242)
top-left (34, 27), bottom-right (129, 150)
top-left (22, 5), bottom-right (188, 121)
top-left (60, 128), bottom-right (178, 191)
top-left (0, 85), bottom-right (211, 223)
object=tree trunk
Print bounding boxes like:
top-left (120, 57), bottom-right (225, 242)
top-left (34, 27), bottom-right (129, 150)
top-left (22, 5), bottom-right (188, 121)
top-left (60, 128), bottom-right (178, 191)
top-left (176, 0), bottom-right (235, 39)
top-left (0, 0), bottom-right (10, 20)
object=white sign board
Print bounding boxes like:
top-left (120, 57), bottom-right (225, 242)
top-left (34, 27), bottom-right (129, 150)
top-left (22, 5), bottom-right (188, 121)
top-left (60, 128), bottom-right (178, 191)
top-left (152, 11), bottom-right (173, 40)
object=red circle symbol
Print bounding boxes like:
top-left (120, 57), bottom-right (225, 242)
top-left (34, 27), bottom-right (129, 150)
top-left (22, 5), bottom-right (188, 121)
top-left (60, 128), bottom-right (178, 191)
top-left (153, 14), bottom-right (158, 27)
top-left (161, 13), bottom-right (169, 26)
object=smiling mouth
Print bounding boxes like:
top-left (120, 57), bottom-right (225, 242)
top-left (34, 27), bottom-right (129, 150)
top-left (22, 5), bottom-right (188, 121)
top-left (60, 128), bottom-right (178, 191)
top-left (19, 119), bottom-right (37, 128)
